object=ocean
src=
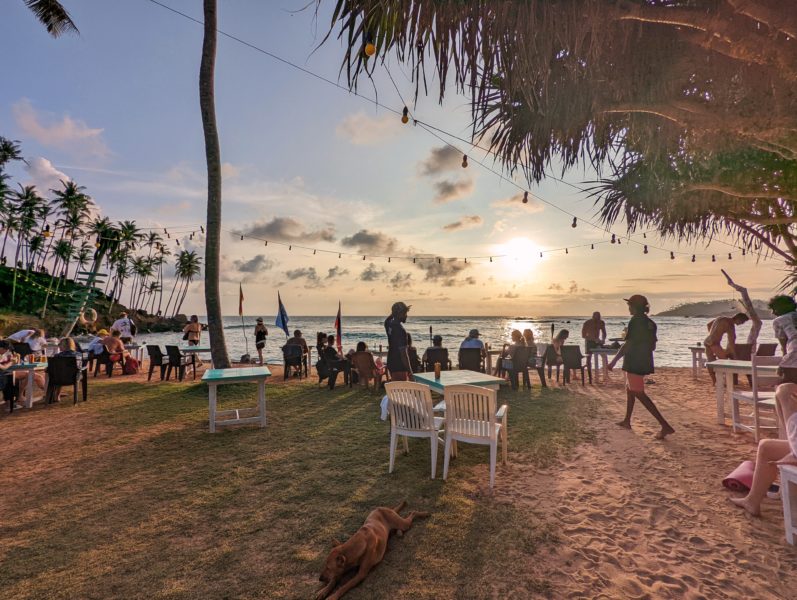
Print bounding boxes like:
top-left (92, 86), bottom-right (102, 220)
top-left (133, 315), bottom-right (779, 368)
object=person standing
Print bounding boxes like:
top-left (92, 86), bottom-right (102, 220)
top-left (770, 295), bottom-right (797, 384)
top-left (704, 312), bottom-right (749, 384)
top-left (254, 318), bottom-right (269, 366)
top-left (183, 315), bottom-right (202, 347)
top-left (111, 312), bottom-right (136, 344)
top-left (581, 312), bottom-right (607, 352)
top-left (608, 295), bottom-right (675, 440)
top-left (384, 302), bottom-right (413, 381)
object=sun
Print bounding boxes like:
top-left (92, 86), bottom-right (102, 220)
top-left (493, 237), bottom-right (540, 278)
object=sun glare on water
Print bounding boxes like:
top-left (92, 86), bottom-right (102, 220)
top-left (494, 237), bottom-right (541, 279)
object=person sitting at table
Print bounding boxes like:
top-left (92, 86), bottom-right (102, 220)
top-left (0, 340), bottom-right (19, 409)
top-left (102, 330), bottom-right (130, 361)
top-left (493, 329), bottom-right (526, 377)
top-left (704, 312), bottom-right (749, 384)
top-left (523, 329), bottom-right (538, 359)
top-left (321, 334), bottom-right (350, 390)
top-left (770, 294), bottom-right (797, 384)
top-left (286, 329), bottom-right (309, 372)
top-left (8, 328), bottom-right (47, 357)
top-left (50, 337), bottom-right (83, 402)
top-left (422, 335), bottom-right (450, 370)
top-left (460, 329), bottom-right (487, 360)
top-left (730, 382), bottom-right (797, 516)
top-left (582, 312), bottom-right (607, 352)
top-left (544, 329), bottom-right (569, 379)
top-left (406, 333), bottom-right (422, 373)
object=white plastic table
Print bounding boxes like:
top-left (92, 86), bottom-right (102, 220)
top-left (413, 370), bottom-right (506, 394)
top-left (589, 348), bottom-right (618, 384)
top-left (706, 359), bottom-right (779, 425)
top-left (689, 346), bottom-right (706, 378)
top-left (125, 344), bottom-right (145, 363)
top-left (202, 366), bottom-right (271, 433)
top-left (7, 362), bottom-right (48, 410)
top-left (180, 345), bottom-right (214, 368)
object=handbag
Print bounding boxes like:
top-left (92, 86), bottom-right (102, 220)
top-left (182, 331), bottom-right (190, 341)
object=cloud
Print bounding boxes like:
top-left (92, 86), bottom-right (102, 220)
top-left (336, 111), bottom-right (402, 145)
top-left (24, 157), bottom-right (71, 191)
top-left (239, 217), bottom-right (335, 243)
top-left (221, 162), bottom-right (241, 179)
top-left (360, 263), bottom-right (387, 282)
top-left (414, 257), bottom-right (471, 285)
top-left (499, 291), bottom-right (520, 299)
top-left (341, 229), bottom-right (398, 254)
top-left (419, 146), bottom-right (462, 176)
top-left (548, 283), bottom-right (564, 291)
top-left (389, 271), bottom-right (413, 290)
top-left (12, 98), bottom-right (109, 159)
top-left (442, 215), bottom-right (483, 232)
top-left (234, 254), bottom-right (274, 273)
top-left (433, 177), bottom-right (474, 203)
top-left (326, 266), bottom-right (349, 280)
top-left (285, 267), bottom-right (322, 288)
top-left (491, 193), bottom-right (545, 214)
top-left (549, 281), bottom-right (590, 294)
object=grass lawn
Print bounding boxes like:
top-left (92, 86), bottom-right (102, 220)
top-left (0, 376), bottom-right (597, 599)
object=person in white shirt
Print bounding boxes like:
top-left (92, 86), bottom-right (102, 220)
top-left (87, 329), bottom-right (109, 356)
top-left (111, 312), bottom-right (135, 343)
top-left (770, 295), bottom-right (797, 384)
top-left (7, 329), bottom-right (46, 354)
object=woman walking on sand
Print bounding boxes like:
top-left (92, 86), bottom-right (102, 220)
top-left (608, 295), bottom-right (675, 440)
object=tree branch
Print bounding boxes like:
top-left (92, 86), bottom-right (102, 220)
top-left (728, 218), bottom-right (794, 262)
top-left (721, 268), bottom-right (762, 345)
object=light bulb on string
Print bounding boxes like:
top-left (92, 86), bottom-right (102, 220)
top-left (670, 251), bottom-right (675, 260)
top-left (313, 249), bottom-right (316, 255)
top-left (643, 233), bottom-right (647, 239)
top-left (643, 245), bottom-right (648, 254)
top-left (200, 226), bottom-right (204, 234)
top-left (413, 258), bottom-right (416, 264)
top-left (240, 235), bottom-right (244, 241)
top-left (264, 241), bottom-right (268, 247)
top-left (461, 155), bottom-right (468, 168)
top-left (465, 258), bottom-right (468, 264)
top-left (611, 234), bottom-right (616, 244)
top-left (364, 39), bottom-right (376, 57)
top-left (388, 257), bottom-right (391, 263)
top-left (571, 217), bottom-right (577, 228)
top-left (742, 248), bottom-right (746, 256)
top-left (522, 191), bottom-right (528, 204)
top-left (363, 255), bottom-right (366, 260)
top-left (338, 253), bottom-right (341, 259)
top-left (489, 257), bottom-right (493, 262)
top-left (591, 244), bottom-right (594, 250)
top-left (728, 253), bottom-right (732, 260)
top-left (401, 106), bottom-right (409, 124)
top-left (565, 248), bottom-right (569, 254)
top-left (176, 239), bottom-right (180, 246)
top-left (43, 224), bottom-right (51, 238)
top-left (691, 255), bottom-right (696, 262)
top-left (163, 228), bottom-right (167, 234)
top-left (438, 257), bottom-right (441, 264)
top-left (539, 252), bottom-right (543, 258)
top-left (617, 238), bottom-right (621, 245)
top-left (289, 245), bottom-right (292, 251)
top-left (712, 255), bottom-right (716, 262)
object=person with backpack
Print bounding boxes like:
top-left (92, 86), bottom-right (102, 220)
top-left (111, 312), bottom-right (137, 344)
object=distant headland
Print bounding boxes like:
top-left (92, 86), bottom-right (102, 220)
top-left (656, 299), bottom-right (774, 319)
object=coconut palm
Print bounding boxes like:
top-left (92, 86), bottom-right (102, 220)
top-left (200, 0), bottom-right (230, 367)
top-left (173, 250), bottom-right (202, 317)
top-left (22, 0), bottom-right (78, 37)
top-left (153, 242), bottom-right (171, 316)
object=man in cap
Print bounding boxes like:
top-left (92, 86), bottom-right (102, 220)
top-left (460, 328), bottom-right (486, 359)
top-left (608, 295), bottom-right (675, 440)
top-left (384, 302), bottom-right (413, 381)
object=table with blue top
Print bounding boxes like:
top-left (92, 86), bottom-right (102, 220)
top-left (180, 345), bottom-right (214, 369)
top-left (201, 366), bottom-right (271, 433)
top-left (7, 362), bottom-right (48, 410)
top-left (413, 370), bottom-right (506, 394)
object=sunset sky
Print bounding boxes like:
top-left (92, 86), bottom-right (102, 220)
top-left (0, 1), bottom-right (786, 317)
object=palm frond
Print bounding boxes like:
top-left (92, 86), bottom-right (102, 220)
top-left (24, 0), bottom-right (78, 37)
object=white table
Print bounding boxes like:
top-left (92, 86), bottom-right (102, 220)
top-left (180, 345), bottom-right (214, 369)
top-left (707, 359), bottom-right (779, 425)
top-left (202, 367), bottom-right (271, 433)
top-left (125, 344), bottom-right (145, 363)
top-left (413, 370), bottom-right (506, 394)
top-left (7, 362), bottom-right (48, 410)
top-left (589, 348), bottom-right (619, 384)
top-left (689, 346), bottom-right (706, 378)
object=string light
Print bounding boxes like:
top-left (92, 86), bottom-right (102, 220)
top-left (728, 253), bottom-right (732, 260)
top-left (363, 255), bottom-right (366, 260)
top-left (240, 235), bottom-right (244, 241)
top-left (338, 253), bottom-right (341, 259)
top-left (643, 233), bottom-right (647, 239)
top-left (691, 254), bottom-right (696, 262)
top-left (712, 254), bottom-right (716, 262)
top-left (590, 244), bottom-right (594, 250)
top-left (461, 154), bottom-right (468, 168)
top-left (611, 234), bottom-right (616, 244)
top-left (670, 251), bottom-right (675, 260)
top-left (539, 252), bottom-right (543, 258)
top-left (437, 257), bottom-right (441, 264)
top-left (465, 258), bottom-right (468, 263)
top-left (522, 191), bottom-right (528, 204)
top-left (364, 38), bottom-right (376, 57)
top-left (742, 248), bottom-right (746, 256)
top-left (565, 248), bottom-right (569, 254)
top-left (388, 257), bottom-right (391, 262)
top-left (313, 249), bottom-right (316, 255)
top-left (401, 106), bottom-right (409, 124)
top-left (571, 217), bottom-right (577, 228)
top-left (200, 226), bottom-right (205, 234)
top-left (643, 245), bottom-right (648, 254)
top-left (43, 225), bottom-right (51, 238)
top-left (288, 245), bottom-right (292, 251)
top-left (264, 241), bottom-right (268, 246)
top-left (489, 257), bottom-right (493, 262)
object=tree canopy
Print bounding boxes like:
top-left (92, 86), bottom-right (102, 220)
top-left (322, 0), bottom-right (797, 288)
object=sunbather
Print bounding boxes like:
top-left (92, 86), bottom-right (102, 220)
top-left (730, 383), bottom-right (797, 516)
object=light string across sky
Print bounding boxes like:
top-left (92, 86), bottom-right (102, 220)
top-left (140, 0), bottom-right (767, 265)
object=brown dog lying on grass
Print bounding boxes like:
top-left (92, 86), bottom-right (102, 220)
top-left (315, 501), bottom-right (429, 600)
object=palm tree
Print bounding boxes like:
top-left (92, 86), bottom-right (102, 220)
top-left (22, 0), bottom-right (78, 37)
top-left (200, 0), bottom-right (230, 368)
top-left (173, 250), bottom-right (202, 317)
top-left (154, 243), bottom-right (171, 316)
top-left (10, 185), bottom-right (48, 303)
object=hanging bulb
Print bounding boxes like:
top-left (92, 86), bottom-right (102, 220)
top-left (289, 245), bottom-right (292, 251)
top-left (465, 258), bottom-right (468, 264)
top-left (43, 224), bottom-right (51, 238)
top-left (691, 254), bottom-right (696, 262)
top-left (489, 257), bottom-right (493, 262)
top-left (190, 233), bottom-right (194, 240)
top-left (712, 254), bottom-right (716, 262)
top-left (522, 191), bottom-right (528, 204)
top-left (591, 244), bottom-right (594, 250)
top-left (176, 239), bottom-right (180, 246)
top-left (413, 257), bottom-right (416, 264)
top-left (571, 217), bottom-right (577, 228)
top-left (264, 241), bottom-right (268, 246)
top-left (643, 245), bottom-right (648, 254)
top-left (200, 226), bottom-right (205, 234)
top-left (438, 257), bottom-right (441, 264)
top-left (565, 248), bottom-right (569, 254)
top-left (313, 249), bottom-right (316, 255)
top-left (742, 248), bottom-right (746, 256)
top-left (364, 41), bottom-right (376, 57)
top-left (728, 253), bottom-right (732, 260)
top-left (670, 251), bottom-right (675, 260)
top-left (388, 257), bottom-right (391, 263)
top-left (338, 253), bottom-right (341, 259)
top-left (611, 234), bottom-right (616, 244)
top-left (617, 238), bottom-right (621, 245)
top-left (240, 235), bottom-right (244, 241)
top-left (167, 233), bottom-right (171, 239)
top-left (401, 106), bottom-right (409, 124)
top-left (643, 233), bottom-right (647, 239)
top-left (363, 255), bottom-right (366, 260)
top-left (163, 228), bottom-right (167, 234)
top-left (461, 154), bottom-right (468, 168)
top-left (539, 252), bottom-right (543, 258)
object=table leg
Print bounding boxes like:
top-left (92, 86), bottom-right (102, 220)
top-left (486, 353), bottom-right (493, 373)
top-left (715, 370), bottom-right (726, 425)
top-left (25, 370), bottom-right (34, 409)
top-left (692, 352), bottom-right (697, 379)
top-left (209, 383), bottom-right (217, 433)
top-left (258, 379), bottom-right (266, 428)
top-left (601, 354), bottom-right (610, 382)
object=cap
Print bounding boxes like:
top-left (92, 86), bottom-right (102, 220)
top-left (256, 317), bottom-right (263, 322)
top-left (624, 294), bottom-right (649, 308)
top-left (391, 301), bottom-right (411, 315)
top-left (469, 328), bottom-right (480, 337)
top-left (97, 329), bottom-right (109, 336)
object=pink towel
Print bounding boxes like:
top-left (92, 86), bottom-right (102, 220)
top-left (723, 460), bottom-right (755, 492)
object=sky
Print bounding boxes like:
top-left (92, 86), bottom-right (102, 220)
top-left (0, 0), bottom-right (787, 317)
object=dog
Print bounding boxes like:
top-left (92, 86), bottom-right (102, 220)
top-left (315, 501), bottom-right (429, 600)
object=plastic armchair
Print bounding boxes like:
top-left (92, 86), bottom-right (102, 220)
top-left (457, 347), bottom-right (485, 372)
top-left (442, 384), bottom-right (508, 488)
top-left (561, 345), bottom-right (591, 385)
top-left (45, 356), bottom-right (87, 405)
top-left (385, 381), bottom-right (445, 479)
top-left (423, 347), bottom-right (451, 372)
top-left (146, 345), bottom-right (169, 381)
top-left (165, 345), bottom-right (196, 381)
top-left (350, 351), bottom-right (382, 391)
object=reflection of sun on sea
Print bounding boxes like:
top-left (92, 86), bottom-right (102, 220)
top-left (493, 237), bottom-right (541, 279)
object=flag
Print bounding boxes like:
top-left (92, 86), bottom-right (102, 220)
top-left (238, 283), bottom-right (244, 317)
top-left (275, 292), bottom-right (290, 336)
top-left (334, 301), bottom-right (342, 354)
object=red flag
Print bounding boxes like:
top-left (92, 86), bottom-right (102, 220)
top-left (334, 301), bottom-right (342, 354)
top-left (238, 283), bottom-right (244, 317)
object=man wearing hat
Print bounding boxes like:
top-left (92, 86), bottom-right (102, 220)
top-left (384, 302), bottom-right (413, 381)
top-left (87, 329), bottom-right (109, 357)
top-left (608, 294), bottom-right (675, 440)
top-left (460, 328), bottom-right (486, 359)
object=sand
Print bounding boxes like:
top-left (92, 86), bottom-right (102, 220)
top-left (495, 366), bottom-right (797, 599)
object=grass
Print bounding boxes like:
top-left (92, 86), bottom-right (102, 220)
top-left (0, 376), bottom-right (597, 599)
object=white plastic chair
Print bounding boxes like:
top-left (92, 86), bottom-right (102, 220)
top-left (731, 355), bottom-right (780, 441)
top-left (385, 381), bottom-right (445, 479)
top-left (442, 384), bottom-right (508, 488)
top-left (779, 464), bottom-right (797, 545)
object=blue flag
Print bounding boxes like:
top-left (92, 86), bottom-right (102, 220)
top-left (275, 292), bottom-right (290, 336)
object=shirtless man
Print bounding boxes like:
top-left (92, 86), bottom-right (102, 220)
top-left (705, 312), bottom-right (749, 384)
top-left (582, 312), bottom-right (607, 352)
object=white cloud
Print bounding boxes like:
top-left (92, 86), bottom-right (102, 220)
top-left (24, 157), bottom-right (71, 191)
top-left (12, 98), bottom-right (109, 159)
top-left (336, 111), bottom-right (402, 146)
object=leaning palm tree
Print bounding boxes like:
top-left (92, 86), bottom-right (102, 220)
top-left (22, 0), bottom-right (78, 37)
top-left (200, 0), bottom-right (230, 368)
top-left (173, 250), bottom-right (202, 317)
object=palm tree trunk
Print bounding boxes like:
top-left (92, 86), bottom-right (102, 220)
top-left (1, 227), bottom-right (11, 261)
top-left (164, 276), bottom-right (180, 317)
top-left (200, 0), bottom-right (230, 368)
top-left (175, 278), bottom-right (192, 316)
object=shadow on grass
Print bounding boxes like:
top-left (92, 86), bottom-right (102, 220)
top-left (1, 379), bottom-right (596, 599)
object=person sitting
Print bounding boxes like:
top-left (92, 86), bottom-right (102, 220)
top-left (582, 312), bottom-right (607, 352)
top-left (729, 383), bottom-right (797, 516)
top-left (349, 341), bottom-right (382, 389)
top-left (49, 337), bottom-right (83, 402)
top-left (321, 334), bottom-right (350, 390)
top-left (406, 333), bottom-right (422, 373)
top-left (0, 340), bottom-right (19, 409)
top-left (460, 329), bottom-right (486, 358)
top-left (8, 328), bottom-right (47, 357)
top-left (494, 329), bottom-right (526, 376)
top-left (705, 312), bottom-right (749, 384)
top-left (102, 330), bottom-right (130, 360)
top-left (286, 329), bottom-right (309, 373)
top-left (422, 335), bottom-right (451, 371)
top-left (522, 329), bottom-right (538, 359)
top-left (545, 329), bottom-right (569, 379)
